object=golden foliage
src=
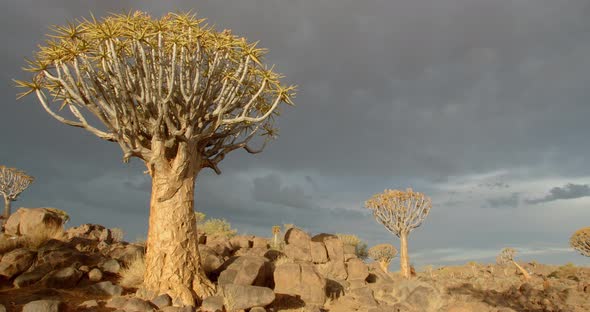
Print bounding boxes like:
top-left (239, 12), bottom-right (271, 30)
top-left (368, 243), bottom-right (398, 262)
top-left (570, 226), bottom-right (590, 257)
top-left (364, 188), bottom-right (432, 236)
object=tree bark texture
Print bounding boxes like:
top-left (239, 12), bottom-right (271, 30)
top-left (400, 233), bottom-right (410, 278)
top-left (379, 260), bottom-right (390, 273)
top-left (3, 196), bottom-right (10, 219)
top-left (141, 142), bottom-right (214, 306)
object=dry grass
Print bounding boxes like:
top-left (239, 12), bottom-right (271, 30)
top-left (21, 225), bottom-right (65, 250)
top-left (118, 253), bottom-right (145, 288)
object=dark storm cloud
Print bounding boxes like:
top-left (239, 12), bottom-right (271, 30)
top-left (484, 192), bottom-right (520, 209)
top-left (2, 0), bottom-right (590, 266)
top-left (526, 183), bottom-right (590, 204)
top-left (252, 173), bottom-right (315, 209)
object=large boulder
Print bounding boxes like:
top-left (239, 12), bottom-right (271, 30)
top-left (199, 245), bottom-right (224, 274)
top-left (35, 240), bottom-right (89, 270)
top-left (0, 248), bottom-right (36, 278)
top-left (346, 258), bottom-right (369, 281)
top-left (220, 284), bottom-right (275, 311)
top-left (366, 262), bottom-right (394, 284)
top-left (284, 244), bottom-right (312, 262)
top-left (312, 234), bottom-right (347, 280)
top-left (5, 208), bottom-right (64, 236)
top-left (311, 241), bottom-right (329, 264)
top-left (205, 236), bottom-right (232, 258)
top-left (104, 242), bottom-right (144, 266)
top-left (217, 255), bottom-right (271, 287)
top-left (284, 228), bottom-right (311, 249)
top-left (40, 267), bottom-right (83, 288)
top-left (274, 262), bottom-right (326, 306)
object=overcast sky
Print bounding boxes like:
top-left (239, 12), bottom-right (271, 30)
top-left (1, 0), bottom-right (590, 269)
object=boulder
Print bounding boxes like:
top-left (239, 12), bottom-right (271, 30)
top-left (366, 262), bottom-right (394, 284)
top-left (106, 297), bottom-right (128, 309)
top-left (0, 304), bottom-right (4, 312)
top-left (230, 235), bottom-right (253, 249)
top-left (206, 237), bottom-right (232, 258)
top-left (22, 300), bottom-right (63, 312)
top-left (5, 208), bottom-right (64, 236)
top-left (284, 228), bottom-right (311, 248)
top-left (80, 300), bottom-right (99, 308)
top-left (312, 234), bottom-right (347, 280)
top-left (220, 284), bottom-right (275, 311)
top-left (310, 241), bottom-right (329, 264)
top-left (0, 248), bottom-right (36, 278)
top-left (66, 224), bottom-right (111, 242)
top-left (284, 244), bottom-right (312, 262)
top-left (217, 256), bottom-right (271, 287)
top-left (199, 245), bottom-right (224, 274)
top-left (235, 247), bottom-right (269, 257)
top-left (201, 295), bottom-right (224, 312)
top-left (86, 281), bottom-right (123, 296)
top-left (151, 294), bottom-right (172, 309)
top-left (40, 267), bottom-right (83, 288)
top-left (346, 258), bottom-right (369, 281)
top-left (14, 267), bottom-right (50, 288)
top-left (274, 262), bottom-right (326, 306)
top-left (88, 268), bottom-right (103, 282)
top-left (100, 259), bottom-right (121, 274)
top-left (35, 241), bottom-right (88, 270)
top-left (252, 237), bottom-right (269, 248)
top-left (122, 298), bottom-right (157, 312)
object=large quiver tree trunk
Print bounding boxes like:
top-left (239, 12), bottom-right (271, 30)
top-left (140, 141), bottom-right (214, 306)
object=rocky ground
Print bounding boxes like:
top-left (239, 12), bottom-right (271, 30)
top-left (0, 208), bottom-right (588, 312)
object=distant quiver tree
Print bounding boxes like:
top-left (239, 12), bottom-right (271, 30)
top-left (16, 11), bottom-right (295, 305)
top-left (0, 166), bottom-right (34, 218)
top-left (368, 243), bottom-right (398, 273)
top-left (570, 227), bottom-right (590, 257)
top-left (365, 188), bottom-right (432, 278)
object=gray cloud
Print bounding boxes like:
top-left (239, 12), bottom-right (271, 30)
top-left (526, 183), bottom-right (590, 204)
top-left (2, 0), bottom-right (590, 267)
top-left (484, 192), bottom-right (520, 209)
top-left (252, 173), bottom-right (315, 209)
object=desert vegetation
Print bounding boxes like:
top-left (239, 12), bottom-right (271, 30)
top-left (16, 10), bottom-right (295, 305)
top-left (368, 243), bottom-right (398, 273)
top-left (364, 188), bottom-right (432, 278)
top-left (570, 226), bottom-right (590, 257)
top-left (0, 166), bottom-right (34, 218)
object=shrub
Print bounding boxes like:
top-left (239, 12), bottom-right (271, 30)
top-left (201, 218), bottom-right (237, 238)
top-left (45, 208), bottom-right (70, 224)
top-left (22, 224), bottom-right (65, 250)
top-left (119, 253), bottom-right (145, 288)
top-left (336, 233), bottom-right (369, 260)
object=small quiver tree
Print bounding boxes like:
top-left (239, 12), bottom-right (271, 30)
top-left (570, 227), bottom-right (590, 257)
top-left (364, 188), bottom-right (432, 278)
top-left (0, 166), bottom-right (35, 218)
top-left (16, 11), bottom-right (295, 305)
top-left (496, 247), bottom-right (531, 280)
top-left (368, 243), bottom-right (398, 273)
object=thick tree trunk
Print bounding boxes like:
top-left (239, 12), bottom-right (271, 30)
top-left (379, 259), bottom-right (390, 273)
top-left (399, 233), bottom-right (410, 278)
top-left (140, 143), bottom-right (214, 306)
top-left (2, 196), bottom-right (10, 219)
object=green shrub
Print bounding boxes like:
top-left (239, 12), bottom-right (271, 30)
top-left (201, 218), bottom-right (237, 238)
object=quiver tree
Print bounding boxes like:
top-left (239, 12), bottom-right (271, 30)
top-left (570, 227), bottom-right (590, 257)
top-left (365, 188), bottom-right (431, 278)
top-left (496, 247), bottom-right (531, 280)
top-left (368, 243), bottom-right (398, 272)
top-left (0, 166), bottom-right (34, 218)
top-left (16, 11), bottom-right (295, 305)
